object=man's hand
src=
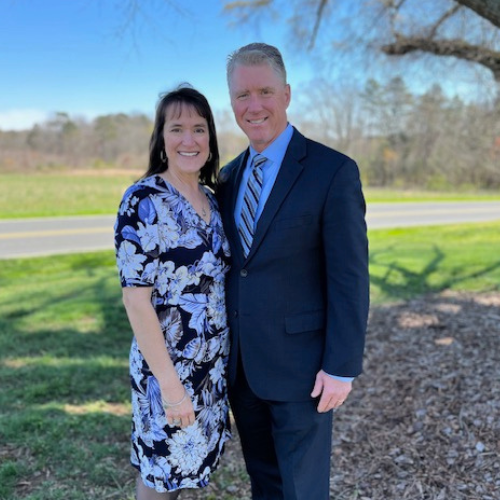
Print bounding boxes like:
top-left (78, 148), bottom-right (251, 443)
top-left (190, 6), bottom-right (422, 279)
top-left (311, 370), bottom-right (352, 413)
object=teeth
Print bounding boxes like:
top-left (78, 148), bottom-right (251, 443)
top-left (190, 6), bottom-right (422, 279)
top-left (249, 118), bottom-right (265, 124)
top-left (179, 152), bottom-right (198, 156)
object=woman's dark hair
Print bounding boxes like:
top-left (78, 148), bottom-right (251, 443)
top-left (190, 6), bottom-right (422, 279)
top-left (144, 84), bottom-right (220, 190)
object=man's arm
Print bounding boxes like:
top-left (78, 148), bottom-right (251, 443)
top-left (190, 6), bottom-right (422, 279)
top-left (314, 156), bottom-right (370, 410)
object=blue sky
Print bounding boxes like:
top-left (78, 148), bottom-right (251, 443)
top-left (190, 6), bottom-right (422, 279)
top-left (0, 0), bottom-right (314, 130)
top-left (1, 1), bottom-right (493, 131)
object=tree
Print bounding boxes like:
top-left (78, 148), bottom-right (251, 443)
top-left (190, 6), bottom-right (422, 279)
top-left (224, 0), bottom-right (500, 91)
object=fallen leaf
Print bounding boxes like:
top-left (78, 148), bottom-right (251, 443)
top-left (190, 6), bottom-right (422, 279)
top-left (434, 337), bottom-right (454, 345)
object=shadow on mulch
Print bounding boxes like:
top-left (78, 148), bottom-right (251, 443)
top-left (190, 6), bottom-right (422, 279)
top-left (185, 291), bottom-right (500, 500)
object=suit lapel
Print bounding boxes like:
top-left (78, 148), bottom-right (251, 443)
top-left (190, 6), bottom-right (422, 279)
top-left (226, 150), bottom-right (249, 266)
top-left (246, 129), bottom-right (306, 261)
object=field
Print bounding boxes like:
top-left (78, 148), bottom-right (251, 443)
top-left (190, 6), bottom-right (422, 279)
top-left (1, 171), bottom-right (500, 219)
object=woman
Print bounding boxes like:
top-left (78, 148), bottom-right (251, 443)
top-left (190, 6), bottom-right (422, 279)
top-left (114, 85), bottom-right (231, 499)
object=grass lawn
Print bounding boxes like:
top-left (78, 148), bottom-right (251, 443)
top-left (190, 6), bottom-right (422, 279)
top-left (0, 222), bottom-right (499, 499)
top-left (1, 172), bottom-right (500, 219)
top-left (0, 172), bottom-right (139, 219)
top-left (369, 221), bottom-right (500, 303)
top-left (365, 187), bottom-right (500, 202)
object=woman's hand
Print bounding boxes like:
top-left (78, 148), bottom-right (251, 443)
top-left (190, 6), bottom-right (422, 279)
top-left (162, 388), bottom-right (196, 429)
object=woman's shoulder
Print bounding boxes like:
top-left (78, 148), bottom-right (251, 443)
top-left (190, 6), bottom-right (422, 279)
top-left (121, 175), bottom-right (165, 203)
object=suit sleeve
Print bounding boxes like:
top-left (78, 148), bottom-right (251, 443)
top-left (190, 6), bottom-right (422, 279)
top-left (321, 157), bottom-right (369, 377)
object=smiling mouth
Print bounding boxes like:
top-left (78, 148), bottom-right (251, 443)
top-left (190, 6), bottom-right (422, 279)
top-left (247, 118), bottom-right (267, 125)
top-left (179, 152), bottom-right (199, 157)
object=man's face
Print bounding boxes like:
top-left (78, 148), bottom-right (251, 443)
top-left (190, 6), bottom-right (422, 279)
top-left (229, 63), bottom-right (291, 152)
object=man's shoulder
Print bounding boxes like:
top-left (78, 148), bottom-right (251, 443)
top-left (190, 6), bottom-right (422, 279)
top-left (219, 151), bottom-right (246, 183)
top-left (291, 127), bottom-right (355, 166)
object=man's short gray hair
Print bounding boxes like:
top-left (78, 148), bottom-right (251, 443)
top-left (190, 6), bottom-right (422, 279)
top-left (226, 43), bottom-right (287, 88)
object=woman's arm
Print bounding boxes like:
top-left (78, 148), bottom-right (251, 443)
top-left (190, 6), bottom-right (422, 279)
top-left (122, 286), bottom-right (195, 428)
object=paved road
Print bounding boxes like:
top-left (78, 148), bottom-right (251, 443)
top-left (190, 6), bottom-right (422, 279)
top-left (1, 201), bottom-right (499, 259)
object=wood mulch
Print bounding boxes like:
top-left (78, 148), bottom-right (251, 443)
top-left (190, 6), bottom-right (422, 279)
top-left (186, 291), bottom-right (500, 500)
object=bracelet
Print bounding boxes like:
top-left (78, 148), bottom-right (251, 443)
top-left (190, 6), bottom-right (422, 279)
top-left (162, 390), bottom-right (187, 409)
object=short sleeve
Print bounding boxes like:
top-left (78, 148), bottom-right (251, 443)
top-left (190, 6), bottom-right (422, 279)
top-left (114, 186), bottom-right (160, 288)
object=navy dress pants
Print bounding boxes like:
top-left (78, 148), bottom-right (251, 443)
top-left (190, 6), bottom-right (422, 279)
top-left (229, 362), bottom-right (333, 500)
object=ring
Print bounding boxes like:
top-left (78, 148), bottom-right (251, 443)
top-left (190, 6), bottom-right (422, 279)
top-left (173, 418), bottom-right (181, 426)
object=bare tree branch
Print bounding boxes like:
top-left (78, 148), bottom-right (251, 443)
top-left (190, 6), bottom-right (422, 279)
top-left (456, 0), bottom-right (500, 29)
top-left (223, 0), bottom-right (274, 25)
top-left (428, 5), bottom-right (462, 39)
top-left (224, 0), bottom-right (272, 6)
top-left (308, 0), bottom-right (329, 50)
top-left (382, 34), bottom-right (500, 80)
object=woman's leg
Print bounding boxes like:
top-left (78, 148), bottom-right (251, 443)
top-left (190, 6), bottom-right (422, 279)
top-left (136, 475), bottom-right (181, 500)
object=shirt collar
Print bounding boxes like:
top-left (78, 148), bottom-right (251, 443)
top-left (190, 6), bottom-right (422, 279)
top-left (248, 123), bottom-right (294, 167)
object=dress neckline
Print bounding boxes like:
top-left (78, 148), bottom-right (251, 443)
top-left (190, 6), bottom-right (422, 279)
top-left (154, 174), bottom-right (212, 226)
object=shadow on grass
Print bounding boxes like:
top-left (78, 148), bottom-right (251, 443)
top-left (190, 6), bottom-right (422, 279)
top-left (369, 243), bottom-right (500, 303)
top-left (0, 260), bottom-right (248, 500)
top-left (0, 268), bottom-right (136, 500)
top-left (5, 241), bottom-right (499, 499)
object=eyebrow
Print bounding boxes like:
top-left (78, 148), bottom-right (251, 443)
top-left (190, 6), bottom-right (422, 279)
top-left (168, 121), bottom-right (207, 127)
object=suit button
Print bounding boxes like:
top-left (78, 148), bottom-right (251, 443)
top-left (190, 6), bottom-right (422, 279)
top-left (233, 310), bottom-right (238, 317)
top-left (240, 269), bottom-right (248, 277)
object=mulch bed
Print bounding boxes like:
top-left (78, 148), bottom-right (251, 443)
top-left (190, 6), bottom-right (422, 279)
top-left (185, 291), bottom-right (500, 500)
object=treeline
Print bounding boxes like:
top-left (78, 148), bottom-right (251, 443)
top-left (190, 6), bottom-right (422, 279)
top-left (0, 109), bottom-right (248, 173)
top-left (293, 77), bottom-right (500, 190)
top-left (1, 77), bottom-right (499, 189)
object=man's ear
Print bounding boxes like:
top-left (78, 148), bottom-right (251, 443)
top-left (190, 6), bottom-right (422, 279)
top-left (285, 84), bottom-right (291, 108)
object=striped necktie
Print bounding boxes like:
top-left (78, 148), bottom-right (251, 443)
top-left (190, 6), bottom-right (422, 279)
top-left (238, 154), bottom-right (266, 257)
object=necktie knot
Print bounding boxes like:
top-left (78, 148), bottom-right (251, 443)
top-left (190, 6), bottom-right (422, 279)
top-left (253, 154), bottom-right (267, 169)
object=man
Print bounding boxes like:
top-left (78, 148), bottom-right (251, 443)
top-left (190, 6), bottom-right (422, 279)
top-left (218, 43), bottom-right (369, 500)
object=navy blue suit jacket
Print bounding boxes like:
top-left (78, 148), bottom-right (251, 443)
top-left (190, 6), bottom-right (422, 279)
top-left (218, 128), bottom-right (369, 401)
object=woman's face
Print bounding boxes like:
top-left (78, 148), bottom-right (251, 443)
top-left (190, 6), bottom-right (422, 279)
top-left (163, 103), bottom-right (210, 178)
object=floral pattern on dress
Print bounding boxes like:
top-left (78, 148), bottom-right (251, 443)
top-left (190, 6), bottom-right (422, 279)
top-left (114, 175), bottom-right (231, 493)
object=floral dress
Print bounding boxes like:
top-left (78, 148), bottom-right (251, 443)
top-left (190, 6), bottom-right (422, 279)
top-left (114, 175), bottom-right (231, 493)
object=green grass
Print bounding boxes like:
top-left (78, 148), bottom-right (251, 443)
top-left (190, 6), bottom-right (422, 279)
top-left (365, 187), bottom-right (500, 202)
top-left (1, 172), bottom-right (500, 219)
top-left (0, 172), bottom-right (139, 218)
top-left (1, 222), bottom-right (499, 499)
top-left (369, 222), bottom-right (500, 304)
top-left (0, 252), bottom-right (134, 500)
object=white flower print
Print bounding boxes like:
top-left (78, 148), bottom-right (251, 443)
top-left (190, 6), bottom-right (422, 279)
top-left (150, 194), bottom-right (172, 222)
top-left (160, 308), bottom-right (183, 359)
top-left (207, 281), bottom-right (227, 329)
top-left (117, 240), bottom-right (147, 281)
top-left (178, 226), bottom-right (204, 249)
top-left (182, 336), bottom-right (219, 364)
top-left (155, 261), bottom-right (176, 297)
top-left (119, 192), bottom-right (139, 216)
top-left (219, 327), bottom-right (230, 356)
top-left (195, 252), bottom-right (221, 280)
top-left (141, 261), bottom-right (158, 285)
top-left (150, 457), bottom-right (173, 491)
top-left (179, 294), bottom-right (208, 335)
top-left (209, 357), bottom-right (226, 386)
top-left (167, 266), bottom-right (198, 306)
top-left (174, 359), bottom-right (196, 383)
top-left (159, 218), bottom-right (181, 251)
top-left (167, 424), bottom-right (208, 474)
top-left (137, 222), bottom-right (159, 252)
top-left (130, 339), bottom-right (144, 385)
